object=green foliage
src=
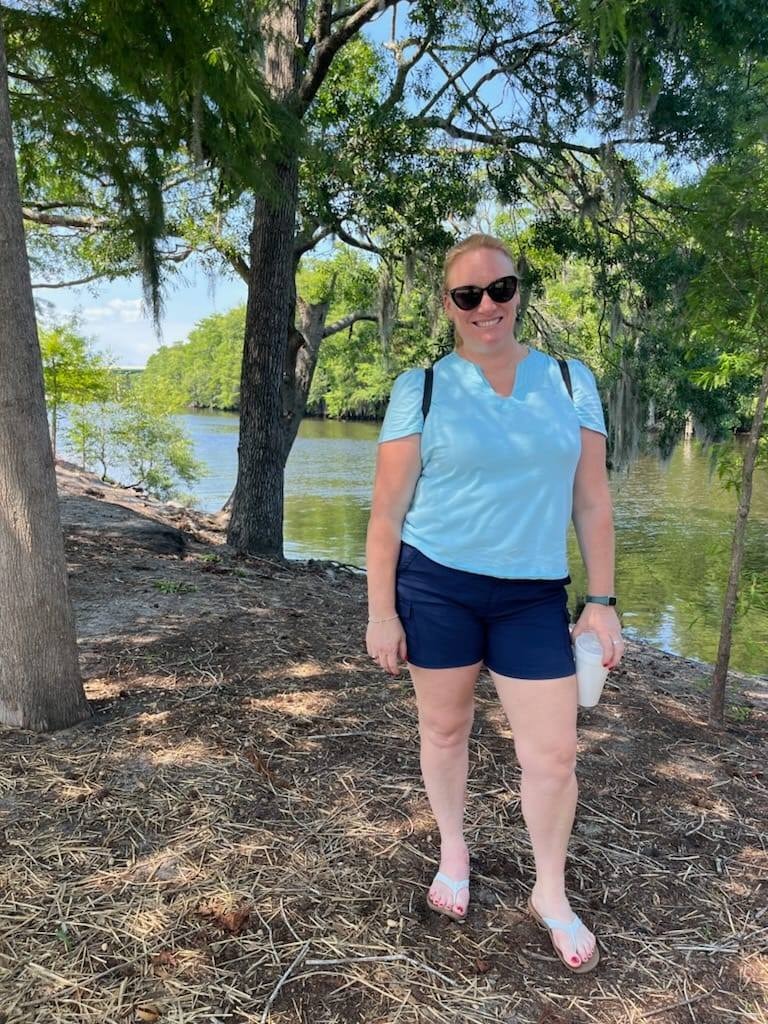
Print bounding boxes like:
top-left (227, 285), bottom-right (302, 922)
top-left (679, 144), bottom-right (768, 356)
top-left (141, 306), bottom-right (246, 410)
top-left (64, 390), bottom-right (205, 500)
top-left (565, 0), bottom-right (768, 155)
top-left (710, 437), bottom-right (768, 496)
top-left (39, 324), bottom-right (115, 453)
top-left (7, 0), bottom-right (294, 309)
top-left (672, 143), bottom-right (768, 477)
top-left (65, 402), bottom-right (116, 479)
top-left (38, 324), bottom-right (207, 499)
top-left (152, 579), bottom-right (197, 594)
top-left (110, 394), bottom-right (205, 500)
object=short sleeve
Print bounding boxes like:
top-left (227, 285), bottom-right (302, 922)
top-left (569, 359), bottom-right (607, 436)
top-left (378, 368), bottom-right (425, 442)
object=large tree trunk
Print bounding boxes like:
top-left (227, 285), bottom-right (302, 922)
top-left (283, 296), bottom-right (331, 448)
top-left (0, 24), bottom-right (89, 731)
top-left (227, 1), bottom-right (306, 557)
top-left (709, 359), bottom-right (768, 727)
top-left (221, 295), bottom-right (330, 516)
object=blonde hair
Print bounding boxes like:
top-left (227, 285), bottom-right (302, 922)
top-left (442, 234), bottom-right (519, 348)
top-left (442, 233), bottom-right (519, 292)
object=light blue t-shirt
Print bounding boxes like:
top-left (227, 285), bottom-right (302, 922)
top-left (378, 348), bottom-right (607, 579)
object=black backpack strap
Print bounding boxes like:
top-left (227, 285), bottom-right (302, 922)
top-left (557, 358), bottom-right (573, 400)
top-left (421, 366), bottom-right (434, 422)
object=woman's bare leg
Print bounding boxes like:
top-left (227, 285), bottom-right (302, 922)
top-left (410, 661), bottom-right (482, 915)
top-left (490, 671), bottom-right (596, 966)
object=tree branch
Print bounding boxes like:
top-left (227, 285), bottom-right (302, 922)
top-left (379, 33), bottom-right (433, 114)
top-left (22, 207), bottom-right (111, 230)
top-left (22, 199), bottom-right (104, 213)
top-left (406, 117), bottom-right (607, 158)
top-left (335, 225), bottom-right (384, 255)
top-left (322, 311), bottom-right (378, 337)
top-left (294, 224), bottom-right (334, 257)
top-left (299, 0), bottom-right (399, 113)
top-left (208, 237), bottom-right (250, 282)
top-left (332, 3), bottom-right (369, 23)
top-left (315, 0), bottom-right (333, 44)
top-left (31, 246), bottom-right (198, 290)
top-left (31, 270), bottom-right (115, 290)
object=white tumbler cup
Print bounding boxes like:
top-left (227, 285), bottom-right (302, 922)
top-left (574, 631), bottom-right (609, 708)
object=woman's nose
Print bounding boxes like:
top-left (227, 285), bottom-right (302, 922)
top-left (476, 292), bottom-right (500, 314)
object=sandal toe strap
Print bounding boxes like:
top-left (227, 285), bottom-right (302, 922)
top-left (541, 913), bottom-right (583, 940)
top-left (433, 872), bottom-right (470, 897)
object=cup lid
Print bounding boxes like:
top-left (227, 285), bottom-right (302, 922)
top-left (575, 632), bottom-right (603, 655)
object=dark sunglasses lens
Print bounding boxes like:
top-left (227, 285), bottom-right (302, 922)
top-left (451, 287), bottom-right (483, 310)
top-left (487, 276), bottom-right (518, 303)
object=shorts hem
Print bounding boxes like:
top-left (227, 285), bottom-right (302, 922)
top-left (406, 658), bottom-right (484, 671)
top-left (485, 661), bottom-right (576, 681)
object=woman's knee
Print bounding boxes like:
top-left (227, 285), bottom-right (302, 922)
top-left (516, 738), bottom-right (577, 780)
top-left (419, 707), bottom-right (474, 749)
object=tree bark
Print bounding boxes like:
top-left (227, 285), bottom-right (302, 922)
top-left (709, 359), bottom-right (768, 726)
top-left (283, 296), bottom-right (331, 449)
top-left (0, 23), bottom-right (89, 731)
top-left (221, 295), bottom-right (331, 516)
top-left (227, 1), bottom-right (307, 556)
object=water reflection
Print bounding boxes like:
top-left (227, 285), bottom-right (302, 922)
top-left (180, 415), bottom-right (767, 675)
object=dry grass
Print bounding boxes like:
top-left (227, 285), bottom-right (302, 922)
top-left (1, 508), bottom-right (766, 1024)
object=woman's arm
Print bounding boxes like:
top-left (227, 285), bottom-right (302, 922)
top-left (571, 428), bottom-right (624, 669)
top-left (366, 435), bottom-right (422, 675)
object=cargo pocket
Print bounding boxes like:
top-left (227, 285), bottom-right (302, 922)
top-left (396, 543), bottom-right (420, 574)
top-left (396, 600), bottom-right (414, 663)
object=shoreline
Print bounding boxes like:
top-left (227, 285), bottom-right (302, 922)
top-left (56, 458), bottom-right (768, 697)
top-left (0, 459), bottom-right (763, 1022)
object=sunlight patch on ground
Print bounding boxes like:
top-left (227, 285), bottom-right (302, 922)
top-left (245, 689), bottom-right (339, 717)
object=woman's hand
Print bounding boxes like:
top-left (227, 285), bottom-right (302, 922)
top-left (366, 617), bottom-right (408, 676)
top-left (572, 604), bottom-right (624, 670)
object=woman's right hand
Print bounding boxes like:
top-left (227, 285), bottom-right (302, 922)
top-left (366, 617), bottom-right (408, 676)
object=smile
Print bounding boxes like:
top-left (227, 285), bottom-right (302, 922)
top-left (472, 317), bottom-right (503, 328)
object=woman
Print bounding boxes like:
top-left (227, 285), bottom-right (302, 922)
top-left (365, 234), bottom-right (623, 973)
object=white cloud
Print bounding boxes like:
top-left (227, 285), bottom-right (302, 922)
top-left (81, 298), bottom-right (144, 323)
top-left (85, 318), bottom-right (198, 368)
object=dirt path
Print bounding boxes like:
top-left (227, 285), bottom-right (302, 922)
top-left (0, 463), bottom-right (765, 1024)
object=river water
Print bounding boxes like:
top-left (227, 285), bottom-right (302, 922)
top-left (173, 411), bottom-right (768, 677)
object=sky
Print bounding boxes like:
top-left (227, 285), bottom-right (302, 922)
top-left (33, 10), bottom-right (397, 369)
top-left (39, 262), bottom-right (248, 369)
top-left (32, 7), bottom-right (670, 369)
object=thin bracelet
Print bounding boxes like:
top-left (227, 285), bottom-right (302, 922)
top-left (368, 613), bottom-right (400, 624)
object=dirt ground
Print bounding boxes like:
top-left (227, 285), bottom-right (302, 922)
top-left (0, 463), bottom-right (766, 1024)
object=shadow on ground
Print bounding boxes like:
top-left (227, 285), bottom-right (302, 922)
top-left (0, 487), bottom-right (766, 1024)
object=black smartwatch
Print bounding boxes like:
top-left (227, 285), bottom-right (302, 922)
top-left (585, 595), bottom-right (617, 606)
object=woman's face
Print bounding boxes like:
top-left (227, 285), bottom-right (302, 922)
top-left (443, 247), bottom-right (520, 355)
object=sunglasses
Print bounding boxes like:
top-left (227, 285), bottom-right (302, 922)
top-left (448, 275), bottom-right (518, 311)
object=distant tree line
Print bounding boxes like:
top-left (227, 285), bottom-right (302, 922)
top-left (41, 323), bottom-right (204, 501)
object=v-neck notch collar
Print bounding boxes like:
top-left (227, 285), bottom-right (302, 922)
top-left (448, 347), bottom-right (533, 400)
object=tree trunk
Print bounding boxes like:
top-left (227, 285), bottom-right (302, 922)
top-left (227, 1), bottom-right (306, 557)
top-left (709, 359), bottom-right (768, 726)
top-left (0, 24), bottom-right (89, 731)
top-left (221, 295), bottom-right (330, 516)
top-left (226, 157), bottom-right (300, 556)
top-left (283, 296), bottom-right (331, 449)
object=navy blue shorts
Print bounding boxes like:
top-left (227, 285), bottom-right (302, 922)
top-left (395, 543), bottom-right (576, 680)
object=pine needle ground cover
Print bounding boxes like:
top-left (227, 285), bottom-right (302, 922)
top-left (0, 467), bottom-right (766, 1024)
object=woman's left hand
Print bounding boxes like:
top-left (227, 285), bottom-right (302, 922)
top-left (572, 604), bottom-right (624, 669)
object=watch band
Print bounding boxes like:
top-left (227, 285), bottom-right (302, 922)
top-left (585, 594), bottom-right (617, 606)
